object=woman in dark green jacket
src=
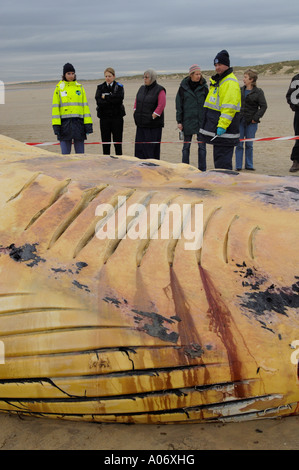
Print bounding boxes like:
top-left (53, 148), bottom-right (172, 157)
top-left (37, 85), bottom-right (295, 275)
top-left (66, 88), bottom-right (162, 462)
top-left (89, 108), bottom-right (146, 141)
top-left (235, 69), bottom-right (267, 170)
top-left (176, 64), bottom-right (208, 170)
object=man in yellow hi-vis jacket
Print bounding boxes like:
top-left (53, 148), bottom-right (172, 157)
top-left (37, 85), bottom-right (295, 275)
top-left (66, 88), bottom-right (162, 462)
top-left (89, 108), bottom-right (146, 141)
top-left (199, 50), bottom-right (241, 170)
top-left (52, 63), bottom-right (93, 155)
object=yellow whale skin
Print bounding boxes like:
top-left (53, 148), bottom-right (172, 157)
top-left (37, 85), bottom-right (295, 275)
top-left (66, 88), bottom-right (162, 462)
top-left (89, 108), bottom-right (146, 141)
top-left (0, 135), bottom-right (298, 423)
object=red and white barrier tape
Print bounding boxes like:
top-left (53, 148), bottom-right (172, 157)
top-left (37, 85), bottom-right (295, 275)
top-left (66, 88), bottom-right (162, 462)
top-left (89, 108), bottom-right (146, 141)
top-left (24, 135), bottom-right (299, 147)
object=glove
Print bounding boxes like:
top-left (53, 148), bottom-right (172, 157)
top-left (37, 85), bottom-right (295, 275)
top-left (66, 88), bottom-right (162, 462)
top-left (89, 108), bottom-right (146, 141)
top-left (217, 127), bottom-right (226, 136)
top-left (85, 124), bottom-right (93, 135)
top-left (52, 125), bottom-right (61, 139)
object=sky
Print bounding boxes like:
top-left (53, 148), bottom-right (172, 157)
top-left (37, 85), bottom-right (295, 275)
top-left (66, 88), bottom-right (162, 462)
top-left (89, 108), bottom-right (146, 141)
top-left (1, 0), bottom-right (299, 83)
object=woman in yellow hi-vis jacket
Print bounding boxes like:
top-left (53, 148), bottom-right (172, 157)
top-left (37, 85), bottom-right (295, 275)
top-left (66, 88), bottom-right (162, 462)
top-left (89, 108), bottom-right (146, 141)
top-left (52, 63), bottom-right (93, 155)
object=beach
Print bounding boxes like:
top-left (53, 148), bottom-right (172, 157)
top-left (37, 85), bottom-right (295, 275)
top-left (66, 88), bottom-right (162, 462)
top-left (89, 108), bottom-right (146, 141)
top-left (1, 73), bottom-right (297, 175)
top-left (0, 73), bottom-right (299, 451)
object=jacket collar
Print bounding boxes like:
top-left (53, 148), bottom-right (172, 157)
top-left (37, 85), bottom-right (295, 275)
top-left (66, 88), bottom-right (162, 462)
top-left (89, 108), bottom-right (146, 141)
top-left (241, 85), bottom-right (257, 94)
top-left (145, 80), bottom-right (157, 90)
top-left (181, 76), bottom-right (207, 90)
top-left (211, 67), bottom-right (233, 84)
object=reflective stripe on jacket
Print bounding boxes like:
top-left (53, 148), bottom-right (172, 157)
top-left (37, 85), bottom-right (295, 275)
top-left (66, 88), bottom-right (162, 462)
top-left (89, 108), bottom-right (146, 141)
top-left (200, 68), bottom-right (241, 146)
top-left (52, 80), bottom-right (93, 126)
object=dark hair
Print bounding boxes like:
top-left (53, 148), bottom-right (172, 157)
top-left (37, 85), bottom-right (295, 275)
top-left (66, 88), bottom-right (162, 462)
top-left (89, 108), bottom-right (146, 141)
top-left (62, 73), bottom-right (77, 81)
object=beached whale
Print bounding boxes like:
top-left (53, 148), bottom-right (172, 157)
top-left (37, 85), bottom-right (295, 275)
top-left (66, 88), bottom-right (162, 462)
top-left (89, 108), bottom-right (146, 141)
top-left (0, 135), bottom-right (298, 423)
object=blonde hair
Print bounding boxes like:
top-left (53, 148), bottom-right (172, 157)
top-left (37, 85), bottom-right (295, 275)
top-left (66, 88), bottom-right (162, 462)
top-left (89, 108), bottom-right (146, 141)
top-left (104, 67), bottom-right (115, 76)
top-left (244, 69), bottom-right (258, 86)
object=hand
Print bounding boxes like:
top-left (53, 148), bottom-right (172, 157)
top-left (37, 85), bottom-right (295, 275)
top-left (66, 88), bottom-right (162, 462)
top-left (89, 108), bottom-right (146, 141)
top-left (53, 125), bottom-right (61, 138)
top-left (177, 123), bottom-right (183, 131)
top-left (217, 127), bottom-right (226, 136)
top-left (85, 124), bottom-right (93, 135)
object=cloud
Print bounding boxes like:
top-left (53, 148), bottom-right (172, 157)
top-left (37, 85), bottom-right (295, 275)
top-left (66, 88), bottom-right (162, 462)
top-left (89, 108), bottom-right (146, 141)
top-left (1, 0), bottom-right (299, 82)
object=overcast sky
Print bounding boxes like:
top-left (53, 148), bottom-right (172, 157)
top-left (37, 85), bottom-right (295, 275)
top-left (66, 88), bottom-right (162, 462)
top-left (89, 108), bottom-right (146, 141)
top-left (1, 0), bottom-right (299, 83)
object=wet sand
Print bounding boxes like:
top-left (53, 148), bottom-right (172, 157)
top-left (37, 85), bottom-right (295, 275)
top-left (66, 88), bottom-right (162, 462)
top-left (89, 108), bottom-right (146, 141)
top-left (0, 74), bottom-right (298, 451)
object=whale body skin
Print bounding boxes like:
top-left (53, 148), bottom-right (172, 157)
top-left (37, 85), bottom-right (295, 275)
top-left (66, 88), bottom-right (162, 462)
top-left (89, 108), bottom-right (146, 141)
top-left (0, 135), bottom-right (298, 423)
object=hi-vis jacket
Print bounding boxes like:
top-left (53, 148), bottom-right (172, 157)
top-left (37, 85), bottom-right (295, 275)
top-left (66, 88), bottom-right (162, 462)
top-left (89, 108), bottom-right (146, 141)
top-left (52, 80), bottom-right (93, 141)
top-left (199, 68), bottom-right (241, 146)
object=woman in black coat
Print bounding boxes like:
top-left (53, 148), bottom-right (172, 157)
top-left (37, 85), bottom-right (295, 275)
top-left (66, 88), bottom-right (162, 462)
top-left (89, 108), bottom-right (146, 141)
top-left (95, 67), bottom-right (125, 155)
top-left (235, 69), bottom-right (267, 170)
top-left (175, 64), bottom-right (208, 170)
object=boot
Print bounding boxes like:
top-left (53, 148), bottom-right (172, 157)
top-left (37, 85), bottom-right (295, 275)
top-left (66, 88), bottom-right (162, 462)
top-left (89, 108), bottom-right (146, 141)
top-left (289, 160), bottom-right (299, 172)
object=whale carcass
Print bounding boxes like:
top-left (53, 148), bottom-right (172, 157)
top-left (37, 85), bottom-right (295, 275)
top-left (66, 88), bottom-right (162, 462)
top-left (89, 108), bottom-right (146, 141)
top-left (0, 135), bottom-right (298, 423)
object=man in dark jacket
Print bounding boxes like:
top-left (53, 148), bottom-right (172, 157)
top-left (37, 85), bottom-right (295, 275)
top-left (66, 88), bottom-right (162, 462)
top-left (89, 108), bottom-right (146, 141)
top-left (176, 64), bottom-right (208, 170)
top-left (199, 50), bottom-right (241, 170)
top-left (286, 74), bottom-right (299, 172)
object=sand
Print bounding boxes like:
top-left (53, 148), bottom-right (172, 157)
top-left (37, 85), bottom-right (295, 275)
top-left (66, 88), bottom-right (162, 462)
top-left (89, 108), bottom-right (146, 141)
top-left (0, 74), bottom-right (298, 451)
top-left (1, 73), bottom-right (297, 175)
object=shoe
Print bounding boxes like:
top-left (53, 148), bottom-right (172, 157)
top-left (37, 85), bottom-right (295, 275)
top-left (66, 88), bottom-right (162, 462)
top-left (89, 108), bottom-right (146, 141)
top-left (245, 167), bottom-right (255, 171)
top-left (236, 168), bottom-right (242, 171)
top-left (289, 160), bottom-right (299, 172)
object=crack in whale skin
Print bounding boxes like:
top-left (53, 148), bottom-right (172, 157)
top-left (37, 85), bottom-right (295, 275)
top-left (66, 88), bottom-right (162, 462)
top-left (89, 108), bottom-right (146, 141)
top-left (0, 134), bottom-right (298, 424)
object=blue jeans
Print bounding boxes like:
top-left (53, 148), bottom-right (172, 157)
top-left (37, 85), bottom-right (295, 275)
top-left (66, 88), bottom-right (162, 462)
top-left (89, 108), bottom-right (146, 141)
top-left (235, 121), bottom-right (258, 169)
top-left (182, 133), bottom-right (206, 171)
top-left (60, 140), bottom-right (85, 155)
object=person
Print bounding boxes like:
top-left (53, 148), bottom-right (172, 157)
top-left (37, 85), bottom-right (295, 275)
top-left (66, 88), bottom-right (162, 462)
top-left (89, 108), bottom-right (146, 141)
top-left (235, 69), bottom-right (267, 171)
top-left (95, 67), bottom-right (126, 155)
top-left (134, 69), bottom-right (166, 160)
top-left (52, 63), bottom-right (93, 155)
top-left (175, 64), bottom-right (208, 171)
top-left (286, 73), bottom-right (299, 172)
top-left (199, 50), bottom-right (241, 170)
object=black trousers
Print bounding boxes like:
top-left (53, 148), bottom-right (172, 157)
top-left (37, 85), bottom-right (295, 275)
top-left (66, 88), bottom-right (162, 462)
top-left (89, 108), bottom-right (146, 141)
top-left (213, 145), bottom-right (234, 170)
top-left (100, 117), bottom-right (123, 155)
top-left (134, 127), bottom-right (162, 160)
top-left (291, 111), bottom-right (299, 162)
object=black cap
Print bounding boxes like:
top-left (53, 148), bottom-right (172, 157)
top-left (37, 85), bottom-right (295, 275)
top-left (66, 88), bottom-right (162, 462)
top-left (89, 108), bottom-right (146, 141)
top-left (63, 63), bottom-right (75, 75)
top-left (214, 50), bottom-right (230, 67)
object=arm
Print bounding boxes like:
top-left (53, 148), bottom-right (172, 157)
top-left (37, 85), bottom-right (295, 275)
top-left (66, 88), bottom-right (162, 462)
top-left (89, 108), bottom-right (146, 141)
top-left (218, 80), bottom-right (241, 130)
top-left (52, 86), bottom-right (61, 136)
top-left (175, 87), bottom-right (183, 129)
top-left (252, 89), bottom-right (267, 123)
top-left (82, 87), bottom-right (93, 134)
top-left (105, 83), bottom-right (124, 105)
top-left (95, 84), bottom-right (106, 106)
top-left (153, 90), bottom-right (166, 118)
top-left (52, 86), bottom-right (61, 127)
